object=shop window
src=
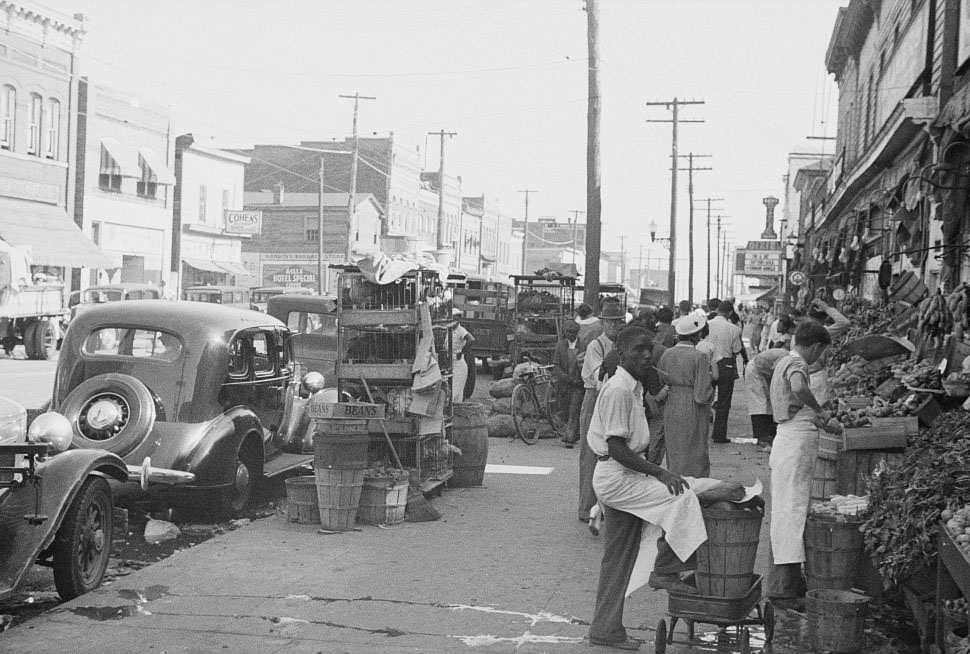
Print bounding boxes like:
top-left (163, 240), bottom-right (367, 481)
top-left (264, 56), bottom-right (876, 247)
top-left (0, 85), bottom-right (15, 150)
top-left (137, 160), bottom-right (157, 198)
top-left (44, 98), bottom-right (59, 159)
top-left (27, 94), bottom-right (41, 155)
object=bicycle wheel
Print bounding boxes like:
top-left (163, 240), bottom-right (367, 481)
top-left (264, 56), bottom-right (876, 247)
top-left (511, 383), bottom-right (542, 445)
top-left (538, 381), bottom-right (568, 440)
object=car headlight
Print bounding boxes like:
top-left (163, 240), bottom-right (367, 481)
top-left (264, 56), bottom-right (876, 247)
top-left (28, 413), bottom-right (73, 453)
top-left (301, 371), bottom-right (325, 395)
top-left (0, 397), bottom-right (27, 444)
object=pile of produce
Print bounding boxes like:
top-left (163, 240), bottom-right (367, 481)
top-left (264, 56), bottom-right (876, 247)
top-left (916, 284), bottom-right (970, 348)
top-left (862, 410), bottom-right (970, 585)
top-left (831, 395), bottom-right (923, 428)
top-left (892, 358), bottom-right (942, 390)
top-left (810, 494), bottom-right (869, 519)
top-left (943, 504), bottom-right (970, 548)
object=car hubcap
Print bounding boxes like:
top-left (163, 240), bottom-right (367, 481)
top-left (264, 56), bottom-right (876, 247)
top-left (78, 394), bottom-right (129, 441)
top-left (232, 460), bottom-right (251, 499)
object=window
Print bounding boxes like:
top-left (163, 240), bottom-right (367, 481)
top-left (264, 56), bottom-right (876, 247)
top-left (199, 185), bottom-right (207, 223)
top-left (0, 85), bottom-right (15, 150)
top-left (82, 328), bottom-right (181, 360)
top-left (27, 94), bottom-right (41, 155)
top-left (305, 216), bottom-right (319, 242)
top-left (137, 160), bottom-right (157, 199)
top-left (251, 332), bottom-right (273, 375)
top-left (44, 98), bottom-right (59, 159)
top-left (99, 147), bottom-right (122, 192)
top-left (222, 189), bottom-right (229, 213)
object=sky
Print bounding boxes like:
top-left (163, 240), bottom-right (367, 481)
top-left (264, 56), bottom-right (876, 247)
top-left (39, 0), bottom-right (844, 297)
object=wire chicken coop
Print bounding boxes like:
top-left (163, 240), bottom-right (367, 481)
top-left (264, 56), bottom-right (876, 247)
top-left (510, 274), bottom-right (577, 366)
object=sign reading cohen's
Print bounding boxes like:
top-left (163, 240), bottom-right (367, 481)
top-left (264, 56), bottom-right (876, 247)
top-left (224, 210), bottom-right (262, 235)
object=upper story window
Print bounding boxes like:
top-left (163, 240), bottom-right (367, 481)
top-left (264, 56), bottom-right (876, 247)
top-left (199, 184), bottom-right (208, 224)
top-left (27, 94), bottom-right (41, 155)
top-left (137, 159), bottom-right (157, 199)
top-left (305, 215), bottom-right (319, 242)
top-left (0, 85), bottom-right (15, 151)
top-left (44, 98), bottom-right (59, 159)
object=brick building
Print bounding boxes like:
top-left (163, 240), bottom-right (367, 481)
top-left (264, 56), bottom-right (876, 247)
top-left (0, 2), bottom-right (108, 288)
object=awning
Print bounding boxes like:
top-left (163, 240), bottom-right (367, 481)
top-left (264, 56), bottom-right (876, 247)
top-left (138, 147), bottom-right (176, 185)
top-left (182, 257), bottom-right (228, 274)
top-left (100, 137), bottom-right (141, 178)
top-left (217, 261), bottom-right (249, 276)
top-left (756, 285), bottom-right (779, 302)
top-left (0, 197), bottom-right (113, 268)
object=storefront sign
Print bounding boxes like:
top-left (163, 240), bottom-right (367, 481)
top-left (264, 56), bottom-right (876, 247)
top-left (308, 402), bottom-right (386, 419)
top-left (263, 264), bottom-right (317, 287)
top-left (736, 248), bottom-right (782, 276)
top-left (224, 210), bottom-right (262, 235)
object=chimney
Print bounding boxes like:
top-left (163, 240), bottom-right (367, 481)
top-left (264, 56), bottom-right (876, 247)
top-left (273, 181), bottom-right (284, 205)
top-left (761, 196), bottom-right (779, 240)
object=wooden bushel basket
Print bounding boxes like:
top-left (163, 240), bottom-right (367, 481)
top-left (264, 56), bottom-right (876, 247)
top-left (693, 507), bottom-right (763, 597)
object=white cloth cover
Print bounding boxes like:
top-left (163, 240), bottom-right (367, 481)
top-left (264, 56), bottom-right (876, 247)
top-left (768, 408), bottom-right (819, 564)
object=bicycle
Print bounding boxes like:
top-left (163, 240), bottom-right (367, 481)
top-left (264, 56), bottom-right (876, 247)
top-left (511, 364), bottom-right (568, 444)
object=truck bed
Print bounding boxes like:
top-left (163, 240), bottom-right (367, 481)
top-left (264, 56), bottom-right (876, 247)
top-left (0, 285), bottom-right (65, 318)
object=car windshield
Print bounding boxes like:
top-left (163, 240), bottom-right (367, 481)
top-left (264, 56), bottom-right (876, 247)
top-left (82, 289), bottom-right (123, 303)
top-left (82, 328), bottom-right (182, 361)
top-left (187, 291), bottom-right (221, 303)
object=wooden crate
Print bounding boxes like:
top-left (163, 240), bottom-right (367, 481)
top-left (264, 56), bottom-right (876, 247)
top-left (836, 449), bottom-right (904, 496)
top-left (870, 416), bottom-right (919, 435)
top-left (842, 423), bottom-right (908, 451)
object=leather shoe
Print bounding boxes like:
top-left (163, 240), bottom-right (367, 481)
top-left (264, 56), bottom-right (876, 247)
top-left (648, 572), bottom-right (697, 594)
top-left (588, 636), bottom-right (641, 650)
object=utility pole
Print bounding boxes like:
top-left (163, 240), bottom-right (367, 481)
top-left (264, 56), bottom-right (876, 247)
top-left (697, 196), bottom-right (724, 302)
top-left (569, 209), bottom-right (584, 269)
top-left (428, 129), bottom-right (458, 253)
top-left (638, 244), bottom-right (644, 289)
top-left (339, 93), bottom-right (376, 262)
top-left (619, 235), bottom-right (627, 286)
top-left (676, 153), bottom-right (711, 305)
top-left (518, 189), bottom-right (537, 274)
top-left (716, 215), bottom-right (723, 295)
top-left (585, 0), bottom-right (602, 309)
top-left (318, 156), bottom-right (325, 295)
top-left (647, 97), bottom-right (704, 306)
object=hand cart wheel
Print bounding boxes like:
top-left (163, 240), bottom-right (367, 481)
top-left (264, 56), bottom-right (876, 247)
top-left (763, 600), bottom-right (775, 643)
top-left (739, 627), bottom-right (750, 654)
top-left (654, 619), bottom-right (667, 654)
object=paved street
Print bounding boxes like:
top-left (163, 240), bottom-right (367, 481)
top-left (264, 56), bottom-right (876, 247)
top-left (0, 359), bottom-right (801, 654)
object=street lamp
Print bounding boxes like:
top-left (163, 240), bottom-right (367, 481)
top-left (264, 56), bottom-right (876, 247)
top-left (648, 220), bottom-right (670, 246)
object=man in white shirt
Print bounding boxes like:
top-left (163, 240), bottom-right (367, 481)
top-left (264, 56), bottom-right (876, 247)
top-left (705, 300), bottom-right (745, 443)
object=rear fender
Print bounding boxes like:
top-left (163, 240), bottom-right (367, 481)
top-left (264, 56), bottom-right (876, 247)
top-left (164, 408), bottom-right (264, 490)
top-left (0, 449), bottom-right (126, 601)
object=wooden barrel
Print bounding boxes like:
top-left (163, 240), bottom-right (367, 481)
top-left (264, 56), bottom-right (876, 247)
top-left (284, 475), bottom-right (319, 524)
top-left (313, 419), bottom-right (370, 469)
top-left (694, 507), bottom-right (762, 597)
top-left (811, 456), bottom-right (838, 504)
top-left (805, 589), bottom-right (871, 653)
top-left (315, 467), bottom-right (365, 530)
top-left (804, 515), bottom-right (864, 591)
top-left (451, 403), bottom-right (489, 487)
top-left (357, 470), bottom-right (409, 526)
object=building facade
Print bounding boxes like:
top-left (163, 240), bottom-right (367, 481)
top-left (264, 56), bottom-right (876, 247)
top-left (75, 79), bottom-right (173, 287)
top-left (0, 2), bottom-right (107, 288)
top-left (241, 189), bottom-right (383, 294)
top-left (172, 135), bottom-right (250, 294)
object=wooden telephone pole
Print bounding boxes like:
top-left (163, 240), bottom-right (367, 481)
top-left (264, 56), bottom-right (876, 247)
top-left (647, 98), bottom-right (704, 306)
top-left (696, 196), bottom-right (723, 303)
top-left (518, 189), bottom-right (537, 274)
top-left (428, 129), bottom-right (458, 252)
top-left (676, 153), bottom-right (711, 305)
top-left (584, 0), bottom-right (602, 308)
top-left (339, 93), bottom-right (375, 261)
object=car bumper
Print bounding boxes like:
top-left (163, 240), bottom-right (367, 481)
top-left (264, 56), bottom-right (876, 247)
top-left (126, 457), bottom-right (196, 490)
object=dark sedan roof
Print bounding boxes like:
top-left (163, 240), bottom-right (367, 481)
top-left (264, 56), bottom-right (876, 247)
top-left (266, 294), bottom-right (337, 314)
top-left (67, 300), bottom-right (285, 337)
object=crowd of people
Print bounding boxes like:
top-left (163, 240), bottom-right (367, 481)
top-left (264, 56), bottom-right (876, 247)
top-left (544, 294), bottom-right (851, 650)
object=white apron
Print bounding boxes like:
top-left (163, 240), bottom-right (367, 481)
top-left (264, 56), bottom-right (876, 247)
top-left (452, 355), bottom-right (468, 403)
top-left (744, 360), bottom-right (770, 415)
top-left (768, 407), bottom-right (818, 564)
top-left (592, 460), bottom-right (720, 596)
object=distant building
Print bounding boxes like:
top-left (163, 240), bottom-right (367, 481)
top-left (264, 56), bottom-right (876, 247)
top-left (514, 217), bottom-right (586, 275)
top-left (242, 189), bottom-right (383, 293)
top-left (0, 3), bottom-right (108, 289)
top-left (172, 135), bottom-right (251, 293)
top-left (75, 79), bottom-right (174, 287)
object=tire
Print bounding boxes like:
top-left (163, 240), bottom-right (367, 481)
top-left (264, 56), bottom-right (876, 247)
top-left (463, 349), bottom-right (477, 399)
top-left (511, 384), bottom-right (541, 445)
top-left (60, 373), bottom-right (156, 455)
top-left (655, 619), bottom-right (667, 653)
top-left (218, 440), bottom-right (259, 518)
top-left (52, 476), bottom-right (113, 600)
top-left (763, 601), bottom-right (775, 643)
top-left (22, 321), bottom-right (38, 359)
top-left (27, 319), bottom-right (55, 360)
top-left (540, 383), bottom-right (568, 440)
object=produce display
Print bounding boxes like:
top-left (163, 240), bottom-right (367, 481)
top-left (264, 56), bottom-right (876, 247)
top-left (810, 494), bottom-right (869, 519)
top-left (831, 394), bottom-right (924, 428)
top-left (892, 358), bottom-right (943, 390)
top-left (943, 504), bottom-right (970, 548)
top-left (862, 410), bottom-right (970, 585)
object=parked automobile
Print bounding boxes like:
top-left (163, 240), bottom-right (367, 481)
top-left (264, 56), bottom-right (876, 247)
top-left (184, 285), bottom-right (252, 310)
top-left (68, 283), bottom-right (164, 321)
top-left (53, 301), bottom-right (325, 517)
top-left (0, 397), bottom-right (127, 601)
top-left (266, 294), bottom-right (338, 381)
top-left (250, 286), bottom-right (313, 313)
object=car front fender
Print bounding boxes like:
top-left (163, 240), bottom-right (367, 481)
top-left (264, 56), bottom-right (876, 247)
top-left (0, 449), bottom-right (126, 601)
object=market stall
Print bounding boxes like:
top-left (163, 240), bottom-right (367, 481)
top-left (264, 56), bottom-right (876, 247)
top-left (509, 273), bottom-right (576, 367)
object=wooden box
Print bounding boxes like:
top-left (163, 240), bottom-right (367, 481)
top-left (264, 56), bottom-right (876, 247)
top-left (836, 449), bottom-right (904, 496)
top-left (842, 424), bottom-right (908, 451)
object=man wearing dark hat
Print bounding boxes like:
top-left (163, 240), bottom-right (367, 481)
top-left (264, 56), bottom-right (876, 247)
top-left (578, 298), bottom-right (626, 524)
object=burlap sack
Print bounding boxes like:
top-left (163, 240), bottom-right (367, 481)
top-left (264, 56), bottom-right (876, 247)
top-left (486, 414), bottom-right (516, 438)
top-left (490, 397), bottom-right (513, 415)
top-left (489, 377), bottom-right (516, 399)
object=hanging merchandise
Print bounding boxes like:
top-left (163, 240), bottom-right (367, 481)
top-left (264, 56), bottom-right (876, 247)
top-left (850, 234), bottom-right (860, 251)
top-left (878, 259), bottom-right (892, 290)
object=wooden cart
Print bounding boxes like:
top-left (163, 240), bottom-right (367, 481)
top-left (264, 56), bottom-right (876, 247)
top-left (509, 274), bottom-right (576, 368)
top-left (448, 273), bottom-right (514, 377)
top-left (333, 266), bottom-right (454, 492)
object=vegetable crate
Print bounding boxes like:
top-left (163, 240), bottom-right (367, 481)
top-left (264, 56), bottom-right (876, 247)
top-left (842, 417), bottom-right (916, 451)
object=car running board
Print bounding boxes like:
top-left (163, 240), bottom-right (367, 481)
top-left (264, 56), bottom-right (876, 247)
top-left (264, 453), bottom-right (314, 478)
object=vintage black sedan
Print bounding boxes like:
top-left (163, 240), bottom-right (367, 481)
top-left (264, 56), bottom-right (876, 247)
top-left (0, 398), bottom-right (127, 601)
top-left (52, 301), bottom-right (324, 517)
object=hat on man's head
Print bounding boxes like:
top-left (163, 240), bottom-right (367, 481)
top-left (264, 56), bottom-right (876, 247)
top-left (598, 300), bottom-right (626, 321)
top-left (676, 313), bottom-right (707, 336)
